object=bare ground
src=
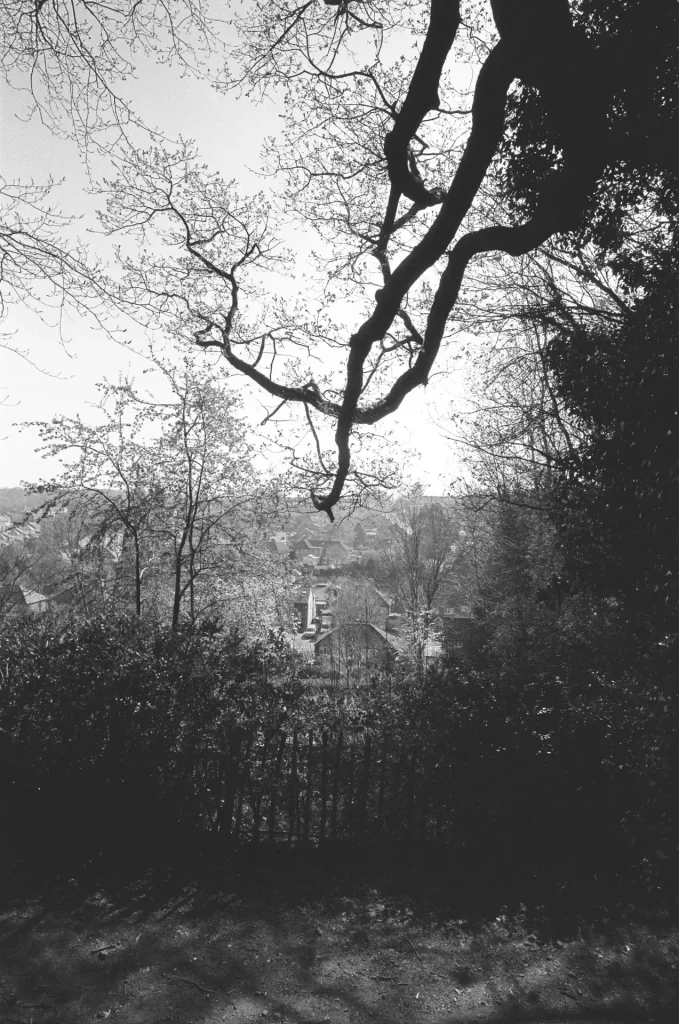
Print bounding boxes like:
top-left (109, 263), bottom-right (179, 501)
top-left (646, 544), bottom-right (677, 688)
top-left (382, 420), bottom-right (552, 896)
top-left (1, 852), bottom-right (677, 1024)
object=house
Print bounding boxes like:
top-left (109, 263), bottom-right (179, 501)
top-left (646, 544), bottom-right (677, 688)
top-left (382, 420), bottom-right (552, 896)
top-left (0, 515), bottom-right (41, 550)
top-left (290, 538), bottom-right (323, 563)
top-left (15, 585), bottom-right (51, 614)
top-left (314, 621), bottom-right (398, 683)
top-left (321, 538), bottom-right (355, 566)
top-left (268, 537), bottom-right (290, 556)
top-left (293, 590), bottom-right (314, 633)
top-left (368, 583), bottom-right (392, 613)
top-left (294, 581), bottom-right (340, 634)
top-left (289, 521), bottom-right (323, 542)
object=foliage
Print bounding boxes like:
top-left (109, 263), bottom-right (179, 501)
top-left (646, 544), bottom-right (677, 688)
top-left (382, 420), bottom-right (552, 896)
top-left (384, 495), bottom-right (466, 614)
top-left (25, 349), bottom-right (284, 627)
top-left (2, 3), bottom-right (677, 518)
top-left (2, 613), bottom-right (678, 910)
top-left (1, 1), bottom-right (221, 150)
top-left (501, 0), bottom-right (679, 255)
top-left (0, 539), bottom-right (33, 615)
top-left (0, 614), bottom-right (301, 856)
top-left (543, 238), bottom-right (679, 638)
top-left (459, 227), bottom-right (679, 652)
top-left (1, 3), bottom-right (222, 350)
top-left (485, 5), bottom-right (679, 646)
top-left (85, 0), bottom-right (671, 513)
top-left (0, 176), bottom-right (111, 348)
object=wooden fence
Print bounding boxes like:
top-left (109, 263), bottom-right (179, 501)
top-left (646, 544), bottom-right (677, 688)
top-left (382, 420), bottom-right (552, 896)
top-left (196, 726), bottom-right (458, 849)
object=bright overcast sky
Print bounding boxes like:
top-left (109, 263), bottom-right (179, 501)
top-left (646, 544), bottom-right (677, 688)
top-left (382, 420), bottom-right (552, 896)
top-left (0, 35), bottom-right (468, 495)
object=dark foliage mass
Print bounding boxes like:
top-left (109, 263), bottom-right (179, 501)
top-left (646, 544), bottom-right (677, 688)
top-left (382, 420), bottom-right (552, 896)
top-left (499, 1), bottom-right (679, 645)
top-left (0, 616), bottom-right (298, 859)
top-left (502, 0), bottom-right (679, 251)
top-left (1, 0), bottom-right (677, 928)
top-left (544, 241), bottom-right (679, 633)
top-left (1, 615), bottom-right (677, 915)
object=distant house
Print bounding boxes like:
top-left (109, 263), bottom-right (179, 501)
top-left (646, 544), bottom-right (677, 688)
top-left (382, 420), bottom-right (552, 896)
top-left (368, 583), bottom-right (392, 613)
top-left (268, 537), bottom-right (290, 556)
top-left (293, 592), bottom-right (312, 633)
top-left (18, 585), bottom-right (50, 614)
top-left (321, 538), bottom-right (355, 566)
top-left (290, 522), bottom-right (323, 542)
top-left (293, 581), bottom-right (340, 634)
top-left (314, 621), bottom-right (398, 683)
top-left (290, 538), bottom-right (323, 563)
top-left (311, 582), bottom-right (339, 627)
top-left (0, 514), bottom-right (41, 550)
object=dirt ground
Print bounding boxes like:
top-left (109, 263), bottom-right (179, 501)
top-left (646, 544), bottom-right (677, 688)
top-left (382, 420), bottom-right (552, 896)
top-left (1, 853), bottom-right (678, 1024)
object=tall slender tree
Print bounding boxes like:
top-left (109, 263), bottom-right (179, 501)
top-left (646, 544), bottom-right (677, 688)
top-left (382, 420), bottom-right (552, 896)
top-left (26, 349), bottom-right (271, 626)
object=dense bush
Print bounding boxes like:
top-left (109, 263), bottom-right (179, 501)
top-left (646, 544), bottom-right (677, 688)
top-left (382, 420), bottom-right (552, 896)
top-left (0, 615), bottom-right (302, 860)
top-left (1, 614), bottom-right (677, 911)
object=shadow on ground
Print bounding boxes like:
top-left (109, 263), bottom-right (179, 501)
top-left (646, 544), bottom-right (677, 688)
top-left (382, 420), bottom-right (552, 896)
top-left (1, 848), bottom-right (677, 1024)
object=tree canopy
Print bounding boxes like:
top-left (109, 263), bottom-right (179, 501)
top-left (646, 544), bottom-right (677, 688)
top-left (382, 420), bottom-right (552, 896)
top-left (2, 2), bottom-right (677, 519)
top-left (88, 0), bottom-right (677, 516)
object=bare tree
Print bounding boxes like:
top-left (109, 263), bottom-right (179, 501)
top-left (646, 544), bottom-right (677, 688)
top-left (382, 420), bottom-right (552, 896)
top-left (24, 349), bottom-right (269, 626)
top-left (2, 3), bottom-right (670, 519)
top-left (93, 0), bottom-right (672, 518)
top-left (0, 177), bottom-right (115, 353)
top-left (1, 1), bottom-right (222, 152)
top-left (385, 496), bottom-right (462, 616)
top-left (1, 1), bottom-right (226, 352)
top-left (0, 538), bottom-right (33, 616)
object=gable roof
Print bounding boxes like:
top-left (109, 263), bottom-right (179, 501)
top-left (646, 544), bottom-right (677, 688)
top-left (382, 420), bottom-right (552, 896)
top-left (314, 621), bottom-right (399, 649)
top-left (323, 538), bottom-right (353, 551)
top-left (19, 585), bottom-right (50, 608)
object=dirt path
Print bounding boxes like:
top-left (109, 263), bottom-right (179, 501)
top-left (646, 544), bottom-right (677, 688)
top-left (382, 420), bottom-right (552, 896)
top-left (1, 863), bottom-right (677, 1024)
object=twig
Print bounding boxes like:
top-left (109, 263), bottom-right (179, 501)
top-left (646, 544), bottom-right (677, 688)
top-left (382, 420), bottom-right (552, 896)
top-left (406, 937), bottom-right (423, 962)
top-left (90, 944), bottom-right (116, 954)
top-left (163, 974), bottom-right (215, 995)
top-left (261, 397), bottom-right (288, 425)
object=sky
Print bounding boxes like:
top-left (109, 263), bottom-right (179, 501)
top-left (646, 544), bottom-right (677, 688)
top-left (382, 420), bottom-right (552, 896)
top-left (0, 17), bottom-right (469, 497)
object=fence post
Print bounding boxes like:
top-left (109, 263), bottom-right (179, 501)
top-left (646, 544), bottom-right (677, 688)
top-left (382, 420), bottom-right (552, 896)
top-left (419, 768), bottom-right (429, 842)
top-left (251, 731), bottom-right (271, 850)
top-left (320, 730), bottom-right (329, 845)
top-left (268, 732), bottom-right (287, 844)
top-left (289, 727), bottom-right (299, 846)
top-left (303, 730), bottom-right (314, 846)
top-left (407, 747), bottom-right (418, 843)
top-left (388, 744), bottom-right (407, 837)
top-left (436, 767), bottom-right (444, 844)
top-left (331, 729), bottom-right (343, 842)
top-left (347, 740), bottom-right (356, 838)
top-left (376, 733), bottom-right (389, 837)
top-left (234, 733), bottom-right (253, 843)
top-left (359, 732), bottom-right (371, 847)
top-left (217, 726), bottom-right (244, 843)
